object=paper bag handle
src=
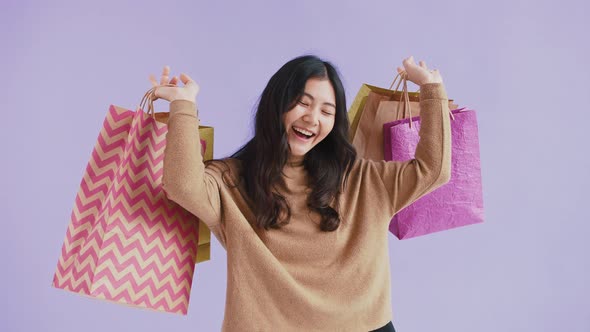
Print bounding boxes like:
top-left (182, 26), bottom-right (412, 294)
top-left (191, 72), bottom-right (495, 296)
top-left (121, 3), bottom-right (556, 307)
top-left (387, 72), bottom-right (415, 128)
top-left (389, 72), bottom-right (455, 129)
top-left (138, 84), bottom-right (176, 118)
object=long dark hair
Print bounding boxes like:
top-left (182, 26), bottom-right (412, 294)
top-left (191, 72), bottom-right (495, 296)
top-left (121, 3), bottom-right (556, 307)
top-left (225, 55), bottom-right (357, 232)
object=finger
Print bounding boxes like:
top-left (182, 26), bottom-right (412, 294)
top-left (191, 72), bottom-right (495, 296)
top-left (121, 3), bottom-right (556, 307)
top-left (160, 65), bottom-right (170, 85)
top-left (419, 60), bottom-right (427, 69)
top-left (169, 76), bottom-right (178, 85)
top-left (402, 55), bottom-right (415, 68)
top-left (179, 73), bottom-right (194, 85)
top-left (149, 74), bottom-right (158, 87)
top-left (397, 66), bottom-right (404, 73)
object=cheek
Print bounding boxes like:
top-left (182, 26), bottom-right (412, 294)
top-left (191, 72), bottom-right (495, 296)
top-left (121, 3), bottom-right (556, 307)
top-left (320, 119), bottom-right (335, 139)
top-left (284, 107), bottom-right (304, 127)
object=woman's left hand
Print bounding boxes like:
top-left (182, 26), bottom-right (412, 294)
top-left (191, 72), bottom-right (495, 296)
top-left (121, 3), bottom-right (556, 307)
top-left (398, 56), bottom-right (443, 86)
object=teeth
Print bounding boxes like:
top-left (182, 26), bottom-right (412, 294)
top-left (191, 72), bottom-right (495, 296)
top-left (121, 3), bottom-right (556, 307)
top-left (293, 126), bottom-right (314, 136)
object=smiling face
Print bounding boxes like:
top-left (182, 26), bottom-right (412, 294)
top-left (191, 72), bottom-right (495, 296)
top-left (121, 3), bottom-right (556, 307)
top-left (282, 77), bottom-right (336, 161)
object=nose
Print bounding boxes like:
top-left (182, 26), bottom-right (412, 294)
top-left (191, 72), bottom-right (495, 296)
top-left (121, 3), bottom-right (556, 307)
top-left (302, 107), bottom-right (320, 125)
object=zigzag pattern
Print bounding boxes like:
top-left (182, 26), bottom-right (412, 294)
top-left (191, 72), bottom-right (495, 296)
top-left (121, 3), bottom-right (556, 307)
top-left (53, 105), bottom-right (208, 315)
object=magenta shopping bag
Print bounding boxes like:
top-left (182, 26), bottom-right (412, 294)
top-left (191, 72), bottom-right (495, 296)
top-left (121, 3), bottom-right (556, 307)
top-left (384, 108), bottom-right (484, 239)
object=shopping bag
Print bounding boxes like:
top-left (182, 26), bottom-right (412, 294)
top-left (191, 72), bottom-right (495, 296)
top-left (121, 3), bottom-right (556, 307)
top-left (384, 108), bottom-right (484, 239)
top-left (349, 75), bottom-right (457, 160)
top-left (52, 87), bottom-right (214, 314)
top-left (348, 84), bottom-right (417, 141)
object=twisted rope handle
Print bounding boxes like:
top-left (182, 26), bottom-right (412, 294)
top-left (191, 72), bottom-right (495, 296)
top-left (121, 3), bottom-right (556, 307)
top-left (389, 72), bottom-right (414, 129)
top-left (389, 71), bottom-right (455, 129)
top-left (137, 84), bottom-right (176, 118)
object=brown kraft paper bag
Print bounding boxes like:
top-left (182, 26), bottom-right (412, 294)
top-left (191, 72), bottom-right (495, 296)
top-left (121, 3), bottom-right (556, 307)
top-left (351, 78), bottom-right (457, 160)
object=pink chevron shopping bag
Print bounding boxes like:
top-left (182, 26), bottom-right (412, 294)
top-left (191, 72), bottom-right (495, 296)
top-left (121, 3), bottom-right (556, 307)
top-left (384, 108), bottom-right (484, 239)
top-left (52, 87), bottom-right (213, 314)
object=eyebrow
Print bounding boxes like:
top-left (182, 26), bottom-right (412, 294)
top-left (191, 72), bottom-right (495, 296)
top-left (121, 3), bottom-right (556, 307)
top-left (302, 92), bottom-right (336, 109)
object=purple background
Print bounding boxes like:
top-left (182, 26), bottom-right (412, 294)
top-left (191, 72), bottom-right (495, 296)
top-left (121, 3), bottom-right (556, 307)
top-left (2, 0), bottom-right (589, 331)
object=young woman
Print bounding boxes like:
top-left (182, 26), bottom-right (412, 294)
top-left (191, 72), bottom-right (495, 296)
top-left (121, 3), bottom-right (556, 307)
top-left (150, 55), bottom-right (451, 332)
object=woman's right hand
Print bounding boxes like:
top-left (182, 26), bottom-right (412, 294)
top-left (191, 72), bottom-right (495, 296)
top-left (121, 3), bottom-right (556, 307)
top-left (149, 65), bottom-right (200, 103)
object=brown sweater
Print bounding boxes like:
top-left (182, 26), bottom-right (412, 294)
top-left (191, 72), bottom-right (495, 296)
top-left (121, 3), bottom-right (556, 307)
top-left (162, 83), bottom-right (451, 331)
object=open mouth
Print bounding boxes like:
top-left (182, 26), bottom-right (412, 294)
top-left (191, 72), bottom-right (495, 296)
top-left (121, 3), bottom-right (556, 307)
top-left (292, 126), bottom-right (315, 140)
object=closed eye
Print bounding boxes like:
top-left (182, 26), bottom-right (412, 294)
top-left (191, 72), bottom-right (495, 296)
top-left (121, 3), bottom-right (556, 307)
top-left (298, 100), bottom-right (310, 107)
top-left (322, 110), bottom-right (334, 115)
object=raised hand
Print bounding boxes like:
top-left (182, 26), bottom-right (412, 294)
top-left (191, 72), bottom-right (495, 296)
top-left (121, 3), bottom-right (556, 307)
top-left (148, 65), bottom-right (200, 103)
top-left (397, 56), bottom-right (443, 86)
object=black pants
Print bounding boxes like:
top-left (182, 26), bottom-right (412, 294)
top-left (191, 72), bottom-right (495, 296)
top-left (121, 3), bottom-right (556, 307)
top-left (370, 321), bottom-right (396, 332)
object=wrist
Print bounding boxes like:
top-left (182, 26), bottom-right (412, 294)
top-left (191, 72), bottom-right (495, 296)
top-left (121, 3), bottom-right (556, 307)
top-left (170, 99), bottom-right (198, 116)
top-left (170, 96), bottom-right (196, 103)
top-left (419, 83), bottom-right (448, 100)
top-left (419, 78), bottom-right (443, 86)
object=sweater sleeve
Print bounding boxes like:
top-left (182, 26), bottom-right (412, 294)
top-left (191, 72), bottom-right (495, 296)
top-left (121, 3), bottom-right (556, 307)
top-left (373, 83), bottom-right (452, 215)
top-left (161, 100), bottom-right (222, 229)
